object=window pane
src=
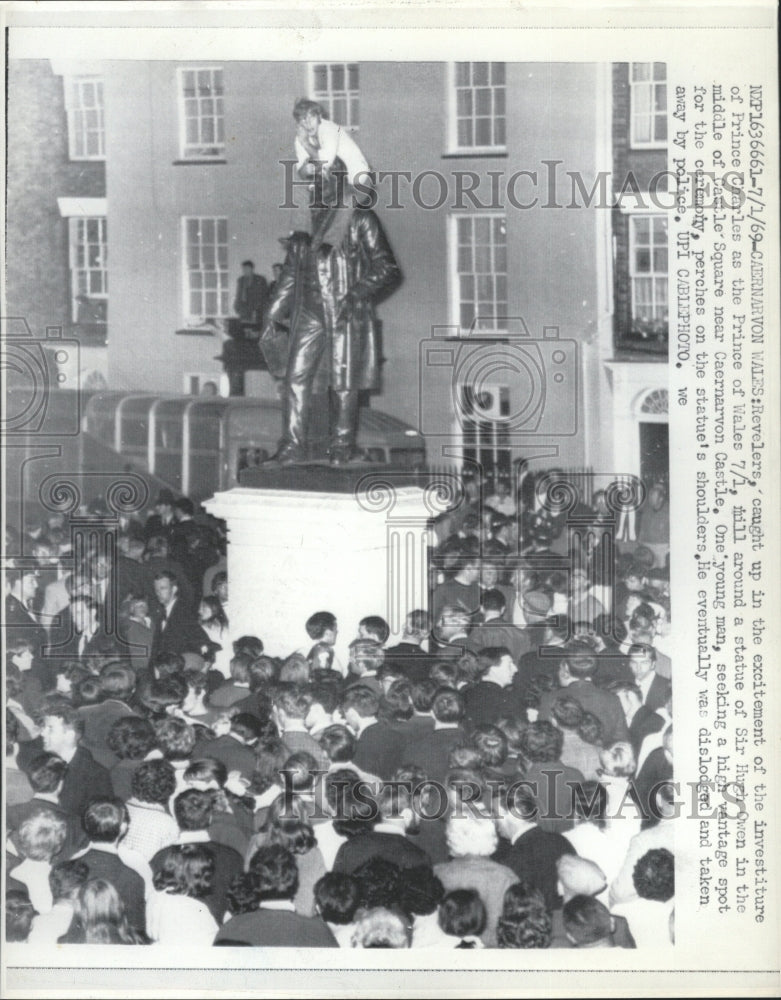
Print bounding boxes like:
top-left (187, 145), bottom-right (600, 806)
top-left (635, 249), bottom-right (651, 272)
top-left (475, 118), bottom-right (492, 146)
top-left (491, 62), bottom-right (505, 85)
top-left (633, 216), bottom-right (650, 241)
top-left (494, 117), bottom-right (506, 146)
top-left (655, 115), bottom-right (667, 141)
top-left (455, 62), bottom-right (470, 86)
top-left (457, 88), bottom-right (473, 116)
top-left (313, 65), bottom-right (327, 91)
top-left (632, 62), bottom-right (651, 81)
top-left (457, 245), bottom-right (472, 272)
top-left (459, 274), bottom-right (475, 299)
top-left (655, 84), bottom-right (667, 111)
top-left (332, 97), bottom-right (347, 123)
top-left (653, 217), bottom-right (667, 239)
top-left (348, 64), bottom-right (359, 90)
top-left (474, 217), bottom-right (491, 244)
top-left (653, 62), bottom-right (666, 80)
top-left (217, 219), bottom-right (227, 243)
top-left (457, 119), bottom-right (473, 147)
top-left (475, 88), bottom-right (491, 115)
top-left (460, 302), bottom-right (475, 329)
top-left (477, 274), bottom-right (493, 299)
top-left (331, 64), bottom-right (345, 90)
top-left (457, 217), bottom-right (472, 243)
top-left (473, 62), bottom-right (488, 85)
top-left (653, 248), bottom-right (668, 271)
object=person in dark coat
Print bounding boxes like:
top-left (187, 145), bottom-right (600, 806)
top-left (493, 781), bottom-right (576, 911)
top-left (233, 260), bottom-right (268, 326)
top-left (332, 785), bottom-right (432, 874)
top-left (18, 701), bottom-right (113, 820)
top-left (215, 845), bottom-right (338, 947)
top-left (152, 789), bottom-right (243, 923)
top-left (71, 799), bottom-right (148, 934)
top-left (462, 647), bottom-right (523, 729)
top-left (150, 571), bottom-right (203, 658)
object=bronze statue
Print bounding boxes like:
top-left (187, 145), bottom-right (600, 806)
top-left (260, 169), bottom-right (401, 465)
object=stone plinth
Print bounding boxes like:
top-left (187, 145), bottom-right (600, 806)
top-left (204, 474), bottom-right (454, 663)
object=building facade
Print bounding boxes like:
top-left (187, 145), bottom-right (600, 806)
top-left (6, 59), bottom-right (669, 484)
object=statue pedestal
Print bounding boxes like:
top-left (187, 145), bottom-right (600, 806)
top-left (204, 472), bottom-right (447, 663)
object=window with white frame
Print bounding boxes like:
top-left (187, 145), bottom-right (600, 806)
top-left (450, 62), bottom-right (506, 152)
top-left (309, 63), bottom-right (360, 129)
top-left (64, 76), bottom-right (105, 160)
top-left (629, 214), bottom-right (668, 328)
top-left (178, 68), bottom-right (225, 159)
top-left (182, 217), bottom-right (230, 321)
top-left (69, 217), bottom-right (107, 321)
top-left (450, 214), bottom-right (508, 332)
top-left (630, 62), bottom-right (667, 147)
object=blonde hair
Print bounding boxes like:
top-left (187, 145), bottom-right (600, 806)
top-left (445, 813), bottom-right (498, 859)
top-left (351, 907), bottom-right (410, 949)
top-left (17, 808), bottom-right (67, 861)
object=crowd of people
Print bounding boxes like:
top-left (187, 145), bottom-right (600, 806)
top-left (5, 468), bottom-right (674, 949)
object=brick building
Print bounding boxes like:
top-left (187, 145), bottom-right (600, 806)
top-left (5, 59), bottom-right (669, 483)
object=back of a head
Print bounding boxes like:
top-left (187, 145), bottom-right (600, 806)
top-left (173, 788), bottom-right (214, 831)
top-left (248, 844), bottom-right (299, 901)
top-left (152, 843), bottom-right (215, 899)
top-left (107, 715), bottom-right (156, 760)
top-left (318, 724), bottom-right (356, 764)
top-left (99, 665), bottom-right (136, 702)
top-left (306, 611), bottom-right (337, 641)
top-left (49, 859), bottom-right (90, 902)
top-left (17, 805), bottom-right (68, 861)
top-left (82, 798), bottom-right (128, 844)
top-left (431, 687), bottom-right (464, 724)
top-left (397, 866), bottom-right (444, 917)
top-left (562, 642), bottom-right (597, 680)
top-left (229, 652), bottom-right (253, 684)
top-left (131, 759), bottom-right (177, 806)
top-left (445, 813), bottom-right (497, 859)
top-left (562, 894), bottom-right (613, 946)
top-left (438, 888), bottom-right (487, 940)
top-left (359, 616), bottom-right (390, 645)
top-left (556, 855), bottom-right (607, 898)
top-left (341, 684), bottom-right (380, 719)
top-left (351, 906), bottom-right (411, 949)
top-left (550, 695), bottom-right (584, 732)
top-left (314, 872), bottom-right (361, 926)
top-left (496, 896), bottom-right (552, 949)
top-left (633, 848), bottom-right (675, 902)
top-left (520, 720), bottom-right (564, 764)
top-left (27, 752), bottom-right (67, 794)
top-left (352, 856), bottom-right (403, 910)
top-left (6, 891), bottom-right (36, 942)
top-left (154, 716), bottom-right (195, 762)
top-left (470, 725), bottom-right (508, 767)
